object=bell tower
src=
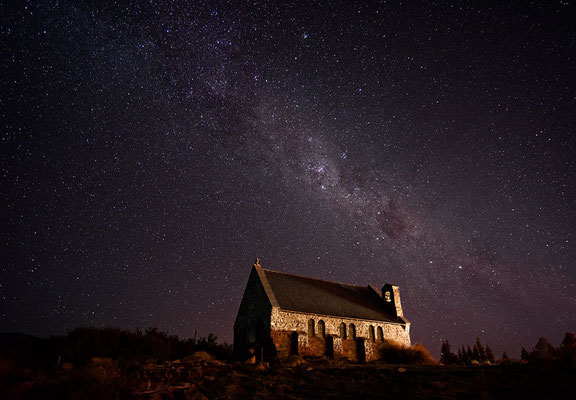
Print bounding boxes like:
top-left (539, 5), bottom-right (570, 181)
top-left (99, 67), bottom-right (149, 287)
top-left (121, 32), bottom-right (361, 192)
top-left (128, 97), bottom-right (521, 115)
top-left (382, 283), bottom-right (404, 318)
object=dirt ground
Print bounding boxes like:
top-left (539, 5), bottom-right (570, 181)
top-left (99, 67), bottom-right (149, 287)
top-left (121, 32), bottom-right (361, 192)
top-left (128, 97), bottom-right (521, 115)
top-left (3, 357), bottom-right (576, 399)
top-left (196, 359), bottom-right (576, 400)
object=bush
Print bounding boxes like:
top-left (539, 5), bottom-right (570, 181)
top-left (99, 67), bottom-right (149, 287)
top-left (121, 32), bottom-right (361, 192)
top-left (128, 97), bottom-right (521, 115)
top-left (59, 327), bottom-right (232, 366)
top-left (376, 340), bottom-right (436, 365)
top-left (84, 357), bottom-right (119, 382)
top-left (185, 351), bottom-right (214, 363)
top-left (0, 357), bottom-right (31, 388)
top-left (559, 332), bottom-right (576, 367)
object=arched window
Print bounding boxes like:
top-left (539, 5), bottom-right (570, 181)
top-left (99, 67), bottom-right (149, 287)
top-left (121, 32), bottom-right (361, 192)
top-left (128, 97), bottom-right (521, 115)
top-left (377, 326), bottom-right (384, 342)
top-left (339, 322), bottom-right (347, 339)
top-left (348, 324), bottom-right (356, 340)
top-left (308, 319), bottom-right (315, 337)
top-left (318, 320), bottom-right (326, 338)
top-left (369, 325), bottom-right (375, 342)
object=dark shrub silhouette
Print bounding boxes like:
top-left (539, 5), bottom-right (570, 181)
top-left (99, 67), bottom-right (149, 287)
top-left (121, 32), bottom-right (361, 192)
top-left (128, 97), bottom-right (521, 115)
top-left (559, 332), bottom-right (576, 366)
top-left (1, 326), bottom-right (232, 371)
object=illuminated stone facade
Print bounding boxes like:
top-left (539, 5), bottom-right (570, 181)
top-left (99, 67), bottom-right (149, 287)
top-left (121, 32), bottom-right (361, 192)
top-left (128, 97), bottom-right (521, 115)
top-left (233, 261), bottom-right (411, 362)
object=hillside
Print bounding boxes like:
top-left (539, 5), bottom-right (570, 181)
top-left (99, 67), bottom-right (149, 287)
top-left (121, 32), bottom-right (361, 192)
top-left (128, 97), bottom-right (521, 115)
top-left (2, 356), bottom-right (576, 399)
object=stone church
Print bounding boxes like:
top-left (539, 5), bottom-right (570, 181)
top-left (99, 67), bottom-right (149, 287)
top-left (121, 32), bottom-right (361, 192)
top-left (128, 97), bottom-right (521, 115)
top-left (233, 260), bottom-right (411, 362)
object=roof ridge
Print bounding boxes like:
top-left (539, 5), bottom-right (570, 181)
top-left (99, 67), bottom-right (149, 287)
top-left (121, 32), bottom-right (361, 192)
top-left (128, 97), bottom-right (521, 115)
top-left (262, 268), bottom-right (369, 289)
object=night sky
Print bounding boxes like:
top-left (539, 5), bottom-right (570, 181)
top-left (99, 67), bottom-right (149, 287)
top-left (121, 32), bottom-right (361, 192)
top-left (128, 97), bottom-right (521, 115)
top-left (2, 1), bottom-right (576, 358)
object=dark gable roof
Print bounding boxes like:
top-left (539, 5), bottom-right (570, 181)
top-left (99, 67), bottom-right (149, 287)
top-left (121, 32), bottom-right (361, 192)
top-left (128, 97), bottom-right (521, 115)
top-left (261, 268), bottom-right (399, 323)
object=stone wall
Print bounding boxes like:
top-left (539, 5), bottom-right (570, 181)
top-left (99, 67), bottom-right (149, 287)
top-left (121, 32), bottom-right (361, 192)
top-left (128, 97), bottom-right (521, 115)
top-left (270, 330), bottom-right (333, 358)
top-left (270, 308), bottom-right (410, 346)
top-left (269, 308), bottom-right (411, 361)
top-left (340, 338), bottom-right (358, 360)
top-left (365, 339), bottom-right (376, 361)
top-left (269, 330), bottom-right (296, 358)
top-left (298, 336), bottom-right (329, 357)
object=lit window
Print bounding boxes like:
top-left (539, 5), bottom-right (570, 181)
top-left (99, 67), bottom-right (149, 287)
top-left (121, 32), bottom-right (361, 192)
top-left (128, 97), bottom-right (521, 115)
top-left (339, 322), bottom-right (347, 339)
top-left (348, 324), bottom-right (356, 340)
top-left (318, 320), bottom-right (326, 338)
top-left (308, 319), bottom-right (315, 337)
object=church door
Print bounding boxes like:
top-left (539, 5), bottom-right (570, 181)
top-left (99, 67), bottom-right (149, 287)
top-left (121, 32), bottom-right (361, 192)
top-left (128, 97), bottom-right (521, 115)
top-left (325, 335), bottom-right (334, 358)
top-left (356, 338), bottom-right (366, 362)
top-left (290, 331), bottom-right (299, 356)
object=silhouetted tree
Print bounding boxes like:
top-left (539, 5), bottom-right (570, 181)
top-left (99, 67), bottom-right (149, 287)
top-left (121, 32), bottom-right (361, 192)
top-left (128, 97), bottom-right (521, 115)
top-left (196, 333), bottom-right (232, 360)
top-left (533, 337), bottom-right (556, 360)
top-left (475, 338), bottom-right (486, 362)
top-left (457, 347), bottom-right (464, 364)
top-left (560, 332), bottom-right (576, 366)
top-left (485, 344), bottom-right (495, 363)
top-left (466, 345), bottom-right (473, 363)
top-left (440, 340), bottom-right (457, 365)
top-left (561, 332), bottom-right (576, 349)
top-left (520, 347), bottom-right (530, 361)
top-left (55, 326), bottom-right (233, 366)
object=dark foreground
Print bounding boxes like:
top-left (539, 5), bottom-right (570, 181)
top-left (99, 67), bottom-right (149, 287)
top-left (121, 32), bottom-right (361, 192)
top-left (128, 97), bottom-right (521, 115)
top-left (2, 356), bottom-right (576, 400)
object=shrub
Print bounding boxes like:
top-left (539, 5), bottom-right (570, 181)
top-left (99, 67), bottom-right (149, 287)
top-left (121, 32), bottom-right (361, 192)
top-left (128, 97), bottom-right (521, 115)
top-left (559, 332), bottom-right (576, 367)
top-left (376, 340), bottom-right (436, 365)
top-left (186, 351), bottom-right (214, 363)
top-left (0, 357), bottom-right (31, 388)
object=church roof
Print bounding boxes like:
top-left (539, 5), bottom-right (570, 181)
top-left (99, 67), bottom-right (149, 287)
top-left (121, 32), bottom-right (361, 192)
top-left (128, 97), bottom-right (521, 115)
top-left (260, 268), bottom-right (400, 323)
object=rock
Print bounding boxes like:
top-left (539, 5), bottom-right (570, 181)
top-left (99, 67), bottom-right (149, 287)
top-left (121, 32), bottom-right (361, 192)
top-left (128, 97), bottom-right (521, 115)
top-left (173, 387), bottom-right (208, 400)
top-left (283, 355), bottom-right (305, 367)
top-left (61, 362), bottom-right (73, 370)
top-left (184, 351), bottom-right (214, 364)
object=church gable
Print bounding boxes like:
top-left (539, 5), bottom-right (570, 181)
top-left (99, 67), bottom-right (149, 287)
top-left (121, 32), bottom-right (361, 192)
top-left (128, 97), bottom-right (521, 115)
top-left (233, 265), bottom-right (272, 331)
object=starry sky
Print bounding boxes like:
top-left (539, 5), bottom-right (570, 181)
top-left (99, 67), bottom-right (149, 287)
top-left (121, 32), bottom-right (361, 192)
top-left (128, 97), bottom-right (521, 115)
top-left (2, 1), bottom-right (576, 358)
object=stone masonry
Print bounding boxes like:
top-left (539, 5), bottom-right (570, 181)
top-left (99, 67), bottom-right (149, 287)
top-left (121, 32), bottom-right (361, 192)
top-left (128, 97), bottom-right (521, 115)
top-left (234, 260), bottom-right (411, 362)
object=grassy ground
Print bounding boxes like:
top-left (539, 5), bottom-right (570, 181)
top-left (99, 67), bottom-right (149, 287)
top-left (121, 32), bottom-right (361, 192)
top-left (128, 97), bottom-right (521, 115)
top-left (199, 359), bottom-right (576, 400)
top-left (2, 357), bottom-right (576, 399)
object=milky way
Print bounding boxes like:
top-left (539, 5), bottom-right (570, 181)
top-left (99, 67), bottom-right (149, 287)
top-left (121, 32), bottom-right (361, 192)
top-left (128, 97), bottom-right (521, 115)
top-left (2, 1), bottom-right (576, 357)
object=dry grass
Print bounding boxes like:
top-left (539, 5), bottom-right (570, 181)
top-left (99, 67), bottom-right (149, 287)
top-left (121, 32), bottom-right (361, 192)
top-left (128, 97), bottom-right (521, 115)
top-left (1, 353), bottom-right (575, 399)
top-left (376, 340), bottom-right (436, 365)
top-left (0, 357), bottom-right (31, 389)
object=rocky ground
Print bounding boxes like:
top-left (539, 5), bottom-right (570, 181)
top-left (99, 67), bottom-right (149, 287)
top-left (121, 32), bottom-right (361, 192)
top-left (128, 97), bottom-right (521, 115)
top-left (3, 355), bottom-right (576, 399)
top-left (200, 358), bottom-right (575, 400)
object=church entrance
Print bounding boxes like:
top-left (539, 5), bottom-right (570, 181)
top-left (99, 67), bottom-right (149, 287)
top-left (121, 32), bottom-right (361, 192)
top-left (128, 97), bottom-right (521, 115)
top-left (290, 331), bottom-right (299, 355)
top-left (356, 338), bottom-right (366, 362)
top-left (325, 335), bottom-right (334, 358)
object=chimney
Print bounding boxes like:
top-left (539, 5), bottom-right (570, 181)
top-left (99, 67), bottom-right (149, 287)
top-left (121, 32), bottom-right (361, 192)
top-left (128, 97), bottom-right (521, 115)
top-left (382, 283), bottom-right (403, 318)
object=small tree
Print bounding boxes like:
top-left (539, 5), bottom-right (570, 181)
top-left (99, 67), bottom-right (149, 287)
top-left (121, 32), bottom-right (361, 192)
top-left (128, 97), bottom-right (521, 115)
top-left (561, 332), bottom-right (576, 349)
top-left (533, 337), bottom-right (556, 360)
top-left (560, 332), bottom-right (576, 366)
top-left (485, 344), bottom-right (495, 363)
top-left (466, 345), bottom-right (473, 364)
top-left (440, 340), bottom-right (457, 365)
top-left (475, 338), bottom-right (486, 362)
top-left (457, 347), bottom-right (464, 364)
top-left (520, 347), bottom-right (530, 361)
